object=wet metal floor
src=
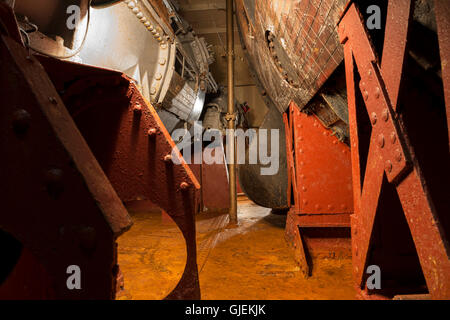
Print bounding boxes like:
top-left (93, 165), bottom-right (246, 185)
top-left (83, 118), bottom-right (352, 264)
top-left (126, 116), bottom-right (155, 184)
top-left (117, 198), bottom-right (355, 300)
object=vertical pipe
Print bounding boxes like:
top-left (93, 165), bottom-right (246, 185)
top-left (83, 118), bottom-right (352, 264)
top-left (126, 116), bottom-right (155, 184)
top-left (226, 0), bottom-right (238, 225)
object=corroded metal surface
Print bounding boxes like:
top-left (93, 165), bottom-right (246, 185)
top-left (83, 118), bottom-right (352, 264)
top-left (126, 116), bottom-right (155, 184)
top-left (0, 2), bottom-right (201, 299)
top-left (0, 24), bottom-right (132, 298)
top-left (284, 102), bottom-right (353, 215)
top-left (283, 101), bottom-right (353, 276)
top-left (38, 56), bottom-right (202, 300)
top-left (339, 2), bottom-right (450, 299)
top-left (236, 0), bottom-right (348, 113)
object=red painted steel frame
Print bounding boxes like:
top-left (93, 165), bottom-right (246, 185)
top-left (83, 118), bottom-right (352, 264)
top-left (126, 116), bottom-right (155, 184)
top-left (0, 4), bottom-right (201, 299)
top-left (38, 57), bottom-right (202, 300)
top-left (339, 2), bottom-right (450, 299)
top-left (284, 102), bottom-right (353, 276)
top-left (0, 33), bottom-right (132, 299)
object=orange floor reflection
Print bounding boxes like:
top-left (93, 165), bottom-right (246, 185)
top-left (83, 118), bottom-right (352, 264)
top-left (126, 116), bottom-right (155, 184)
top-left (117, 198), bottom-right (355, 300)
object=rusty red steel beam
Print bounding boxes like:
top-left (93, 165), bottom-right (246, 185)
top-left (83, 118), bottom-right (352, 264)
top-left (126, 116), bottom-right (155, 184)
top-left (434, 0), bottom-right (450, 147)
top-left (381, 0), bottom-right (414, 110)
top-left (0, 1), bottom-right (201, 299)
top-left (0, 33), bottom-right (132, 298)
top-left (37, 56), bottom-right (202, 300)
top-left (339, 3), bottom-right (450, 299)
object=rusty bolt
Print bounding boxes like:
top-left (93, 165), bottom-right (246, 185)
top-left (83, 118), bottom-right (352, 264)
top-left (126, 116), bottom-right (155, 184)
top-left (180, 182), bottom-right (190, 190)
top-left (164, 154), bottom-right (173, 162)
top-left (133, 104), bottom-right (142, 114)
top-left (382, 108), bottom-right (389, 122)
top-left (368, 69), bottom-right (372, 78)
top-left (48, 97), bottom-right (57, 104)
top-left (12, 109), bottom-right (31, 135)
top-left (148, 128), bottom-right (157, 137)
top-left (395, 149), bottom-right (403, 162)
top-left (45, 168), bottom-right (64, 199)
top-left (390, 132), bottom-right (397, 144)
top-left (371, 112), bottom-right (378, 125)
top-left (363, 91), bottom-right (369, 101)
top-left (374, 87), bottom-right (381, 99)
top-left (378, 134), bottom-right (385, 148)
top-left (385, 160), bottom-right (393, 173)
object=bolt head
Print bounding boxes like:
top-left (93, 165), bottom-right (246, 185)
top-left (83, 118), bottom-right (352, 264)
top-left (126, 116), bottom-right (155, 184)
top-left (375, 87), bottom-right (381, 99)
top-left (45, 168), bottom-right (64, 199)
top-left (395, 149), bottom-right (403, 162)
top-left (382, 108), bottom-right (389, 122)
top-left (133, 104), bottom-right (142, 114)
top-left (378, 134), bottom-right (385, 148)
top-left (371, 112), bottom-right (378, 125)
top-left (148, 128), bottom-right (157, 136)
top-left (390, 132), bottom-right (397, 144)
top-left (364, 91), bottom-right (369, 100)
top-left (164, 154), bottom-right (172, 162)
top-left (180, 182), bottom-right (190, 190)
top-left (12, 109), bottom-right (31, 135)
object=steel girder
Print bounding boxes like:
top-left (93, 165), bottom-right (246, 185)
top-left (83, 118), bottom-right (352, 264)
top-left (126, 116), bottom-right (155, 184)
top-left (339, 1), bottom-right (450, 299)
top-left (0, 3), bottom-right (200, 299)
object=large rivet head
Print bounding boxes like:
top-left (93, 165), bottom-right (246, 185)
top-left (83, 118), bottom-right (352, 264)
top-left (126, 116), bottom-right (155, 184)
top-left (378, 134), bottom-right (385, 148)
top-left (148, 128), bottom-right (157, 137)
top-left (164, 154), bottom-right (173, 162)
top-left (45, 168), bottom-right (64, 199)
top-left (363, 91), bottom-right (369, 101)
top-left (395, 149), bottom-right (403, 162)
top-left (371, 112), bottom-right (378, 125)
top-left (180, 182), bottom-right (190, 190)
top-left (12, 109), bottom-right (31, 135)
top-left (382, 108), bottom-right (389, 122)
top-left (390, 132), bottom-right (397, 144)
top-left (375, 87), bottom-right (381, 99)
top-left (133, 104), bottom-right (142, 114)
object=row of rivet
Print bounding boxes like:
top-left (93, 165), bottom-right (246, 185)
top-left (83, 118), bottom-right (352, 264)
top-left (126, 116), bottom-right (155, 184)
top-left (362, 77), bottom-right (403, 174)
top-left (123, 0), bottom-right (167, 47)
top-left (132, 103), bottom-right (190, 191)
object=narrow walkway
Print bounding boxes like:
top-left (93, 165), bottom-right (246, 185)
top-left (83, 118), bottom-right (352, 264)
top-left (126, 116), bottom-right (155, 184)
top-left (117, 198), bottom-right (355, 300)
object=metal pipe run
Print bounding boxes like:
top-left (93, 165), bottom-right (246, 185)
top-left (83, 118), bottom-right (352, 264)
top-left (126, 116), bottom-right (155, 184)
top-left (226, 0), bottom-right (237, 225)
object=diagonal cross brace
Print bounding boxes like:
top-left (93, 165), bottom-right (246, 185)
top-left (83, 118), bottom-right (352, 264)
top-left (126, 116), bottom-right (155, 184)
top-left (339, 3), bottom-right (450, 299)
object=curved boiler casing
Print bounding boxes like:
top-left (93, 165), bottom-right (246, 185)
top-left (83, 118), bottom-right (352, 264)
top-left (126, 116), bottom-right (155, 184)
top-left (235, 0), bottom-right (348, 113)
